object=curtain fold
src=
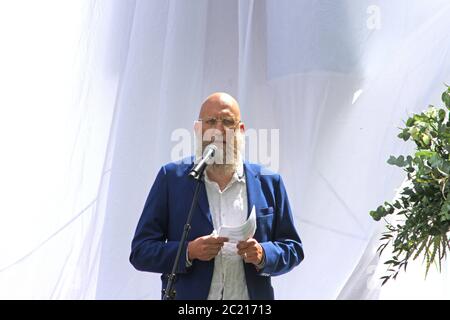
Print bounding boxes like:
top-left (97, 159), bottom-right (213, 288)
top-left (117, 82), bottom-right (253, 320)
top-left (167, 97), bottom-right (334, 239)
top-left (1, 0), bottom-right (450, 299)
top-left (0, 0), bottom-right (137, 299)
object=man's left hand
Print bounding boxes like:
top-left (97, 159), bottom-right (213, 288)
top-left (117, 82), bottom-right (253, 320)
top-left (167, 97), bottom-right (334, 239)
top-left (237, 238), bottom-right (264, 266)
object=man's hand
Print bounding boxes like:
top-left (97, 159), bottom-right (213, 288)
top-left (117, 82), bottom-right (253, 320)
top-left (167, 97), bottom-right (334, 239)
top-left (187, 235), bottom-right (229, 261)
top-left (237, 238), bottom-right (264, 266)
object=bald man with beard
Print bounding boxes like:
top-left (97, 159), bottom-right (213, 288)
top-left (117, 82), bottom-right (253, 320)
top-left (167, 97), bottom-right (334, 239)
top-left (130, 93), bottom-right (304, 300)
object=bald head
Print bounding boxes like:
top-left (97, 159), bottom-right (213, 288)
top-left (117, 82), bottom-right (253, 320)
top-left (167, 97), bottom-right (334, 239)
top-left (199, 92), bottom-right (241, 122)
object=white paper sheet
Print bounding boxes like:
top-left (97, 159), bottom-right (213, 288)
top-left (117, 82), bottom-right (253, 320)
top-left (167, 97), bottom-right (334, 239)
top-left (217, 206), bottom-right (256, 243)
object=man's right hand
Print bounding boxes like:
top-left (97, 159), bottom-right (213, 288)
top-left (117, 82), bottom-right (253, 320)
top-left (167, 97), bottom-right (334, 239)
top-left (187, 235), bottom-right (229, 261)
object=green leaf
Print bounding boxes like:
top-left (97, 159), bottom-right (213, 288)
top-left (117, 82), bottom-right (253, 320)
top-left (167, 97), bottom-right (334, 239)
top-left (397, 129), bottom-right (411, 141)
top-left (421, 134), bottom-right (431, 147)
top-left (413, 239), bottom-right (428, 260)
top-left (387, 155), bottom-right (406, 167)
top-left (415, 150), bottom-right (436, 158)
top-left (370, 210), bottom-right (381, 221)
top-left (401, 187), bottom-right (414, 196)
top-left (406, 117), bottom-right (415, 127)
top-left (387, 156), bottom-right (397, 165)
top-left (426, 237), bottom-right (441, 277)
top-left (438, 109), bottom-right (446, 122)
top-left (443, 90), bottom-right (450, 108)
top-left (370, 205), bottom-right (389, 221)
top-left (429, 154), bottom-right (443, 168)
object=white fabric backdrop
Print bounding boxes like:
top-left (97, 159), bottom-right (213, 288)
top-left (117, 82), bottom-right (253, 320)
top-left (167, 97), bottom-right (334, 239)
top-left (1, 0), bottom-right (450, 299)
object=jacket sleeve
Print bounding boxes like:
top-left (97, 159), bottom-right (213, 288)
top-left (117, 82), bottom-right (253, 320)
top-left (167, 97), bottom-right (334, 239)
top-left (129, 166), bottom-right (191, 274)
top-left (258, 175), bottom-right (304, 276)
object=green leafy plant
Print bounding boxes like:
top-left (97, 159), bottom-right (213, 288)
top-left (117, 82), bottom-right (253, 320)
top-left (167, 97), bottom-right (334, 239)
top-left (370, 85), bottom-right (450, 285)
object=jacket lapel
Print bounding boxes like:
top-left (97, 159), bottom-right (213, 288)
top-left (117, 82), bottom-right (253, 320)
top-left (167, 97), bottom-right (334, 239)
top-left (244, 162), bottom-right (266, 219)
top-left (186, 164), bottom-right (214, 229)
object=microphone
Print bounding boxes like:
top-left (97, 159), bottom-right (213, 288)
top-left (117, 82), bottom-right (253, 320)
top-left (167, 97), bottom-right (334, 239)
top-left (189, 144), bottom-right (218, 180)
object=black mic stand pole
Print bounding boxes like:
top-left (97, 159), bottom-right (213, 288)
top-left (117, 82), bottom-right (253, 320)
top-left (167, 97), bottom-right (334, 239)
top-left (162, 164), bottom-right (207, 300)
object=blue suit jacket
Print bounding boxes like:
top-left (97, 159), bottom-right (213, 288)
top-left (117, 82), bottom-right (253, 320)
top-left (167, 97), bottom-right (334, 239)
top-left (130, 158), bottom-right (304, 300)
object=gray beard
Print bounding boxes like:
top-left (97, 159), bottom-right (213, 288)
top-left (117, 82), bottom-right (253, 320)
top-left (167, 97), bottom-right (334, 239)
top-left (195, 132), bottom-right (244, 176)
top-left (207, 162), bottom-right (236, 177)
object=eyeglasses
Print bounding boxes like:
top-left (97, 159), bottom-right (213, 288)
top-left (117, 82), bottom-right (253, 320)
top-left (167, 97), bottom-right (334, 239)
top-left (197, 117), bottom-right (241, 129)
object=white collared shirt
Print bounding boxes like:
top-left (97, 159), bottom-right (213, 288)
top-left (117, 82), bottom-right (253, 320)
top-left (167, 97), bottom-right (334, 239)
top-left (204, 163), bottom-right (250, 300)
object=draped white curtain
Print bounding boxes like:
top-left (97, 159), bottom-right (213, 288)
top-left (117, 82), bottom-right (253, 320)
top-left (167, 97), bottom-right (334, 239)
top-left (1, 0), bottom-right (450, 299)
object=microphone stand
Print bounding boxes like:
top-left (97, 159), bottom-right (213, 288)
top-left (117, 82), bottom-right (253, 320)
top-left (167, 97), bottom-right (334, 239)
top-left (162, 163), bottom-right (207, 300)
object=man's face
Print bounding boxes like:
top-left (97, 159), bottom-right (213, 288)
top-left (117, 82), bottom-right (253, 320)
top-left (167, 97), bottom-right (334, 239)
top-left (195, 94), bottom-right (244, 167)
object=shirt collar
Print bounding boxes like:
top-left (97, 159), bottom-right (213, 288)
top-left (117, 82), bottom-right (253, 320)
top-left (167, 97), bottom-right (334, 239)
top-left (204, 161), bottom-right (246, 185)
top-left (235, 161), bottom-right (245, 183)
